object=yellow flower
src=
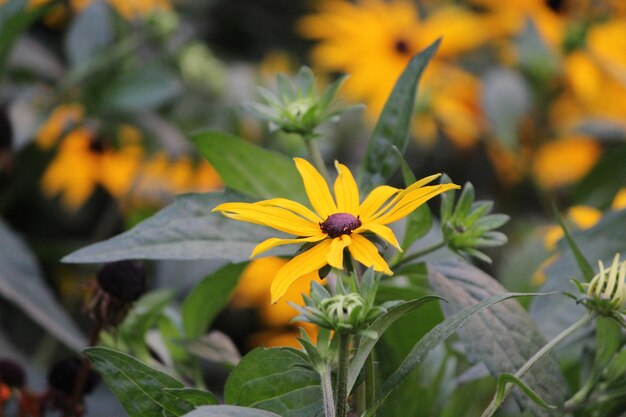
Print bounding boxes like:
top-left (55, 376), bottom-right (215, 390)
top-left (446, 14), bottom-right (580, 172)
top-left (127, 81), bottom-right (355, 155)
top-left (543, 205), bottom-right (602, 250)
top-left (70, 0), bottom-right (170, 20)
top-left (612, 188), bottom-right (626, 210)
top-left (297, 0), bottom-right (491, 146)
top-left (213, 158), bottom-right (459, 302)
top-left (532, 136), bottom-right (601, 189)
top-left (36, 104), bottom-right (85, 149)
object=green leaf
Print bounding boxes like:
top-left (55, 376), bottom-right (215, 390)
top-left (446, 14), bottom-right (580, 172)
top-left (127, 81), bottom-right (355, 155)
top-left (191, 130), bottom-right (307, 203)
top-left (224, 347), bottom-right (324, 417)
top-left (101, 65), bottom-right (182, 112)
top-left (531, 209), bottom-right (626, 338)
top-left (163, 388), bottom-right (218, 406)
top-left (429, 262), bottom-right (566, 416)
top-left (119, 290), bottom-right (174, 358)
top-left (362, 289), bottom-right (549, 417)
top-left (357, 38), bottom-right (440, 194)
top-left (62, 191), bottom-right (294, 264)
top-left (182, 405), bottom-right (282, 417)
top-left (0, 219), bottom-right (85, 350)
top-left (64, 1), bottom-right (113, 67)
top-left (554, 209), bottom-right (594, 282)
top-left (182, 262), bottom-right (247, 339)
top-left (495, 373), bottom-right (556, 409)
top-left (347, 295), bottom-right (443, 391)
top-left (592, 317), bottom-right (621, 378)
top-left (84, 346), bottom-right (205, 417)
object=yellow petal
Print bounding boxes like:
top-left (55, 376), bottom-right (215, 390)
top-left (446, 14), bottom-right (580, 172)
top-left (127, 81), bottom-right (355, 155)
top-left (213, 202), bottom-right (321, 236)
top-left (271, 239), bottom-right (332, 303)
top-left (294, 157), bottom-right (338, 218)
top-left (358, 185), bottom-right (399, 223)
top-left (326, 235), bottom-right (352, 269)
top-left (251, 234), bottom-right (327, 258)
top-left (369, 174), bottom-right (442, 220)
top-left (333, 161), bottom-right (359, 214)
top-left (256, 198), bottom-right (322, 222)
top-left (357, 223), bottom-right (401, 251)
top-left (376, 183), bottom-right (460, 225)
top-left (348, 234), bottom-right (392, 275)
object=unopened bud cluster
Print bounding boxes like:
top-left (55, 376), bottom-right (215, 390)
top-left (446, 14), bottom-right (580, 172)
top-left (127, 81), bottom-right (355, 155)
top-left (440, 176), bottom-right (509, 263)
top-left (293, 282), bottom-right (385, 334)
top-left (242, 66), bottom-right (361, 137)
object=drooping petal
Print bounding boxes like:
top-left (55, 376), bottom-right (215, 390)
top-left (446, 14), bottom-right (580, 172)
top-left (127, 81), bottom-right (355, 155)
top-left (375, 183), bottom-right (460, 225)
top-left (367, 174), bottom-right (442, 221)
top-left (356, 222), bottom-right (401, 251)
top-left (358, 185), bottom-right (399, 223)
top-left (256, 198), bottom-right (323, 223)
top-left (213, 202), bottom-right (321, 236)
top-left (333, 161), bottom-right (359, 214)
top-left (326, 234), bottom-right (351, 269)
top-left (294, 157), bottom-right (338, 218)
top-left (348, 234), bottom-right (392, 275)
top-left (251, 234), bottom-right (328, 258)
top-left (271, 239), bottom-right (333, 303)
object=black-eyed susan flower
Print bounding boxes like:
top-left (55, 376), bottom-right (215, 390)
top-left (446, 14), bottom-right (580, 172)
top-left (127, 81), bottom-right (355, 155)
top-left (213, 158), bottom-right (459, 302)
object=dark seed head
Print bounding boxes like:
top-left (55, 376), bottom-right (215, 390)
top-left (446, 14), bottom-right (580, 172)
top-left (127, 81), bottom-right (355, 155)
top-left (0, 358), bottom-right (26, 388)
top-left (97, 260), bottom-right (146, 301)
top-left (394, 39), bottom-right (411, 55)
top-left (47, 356), bottom-right (99, 396)
top-left (320, 213), bottom-right (362, 238)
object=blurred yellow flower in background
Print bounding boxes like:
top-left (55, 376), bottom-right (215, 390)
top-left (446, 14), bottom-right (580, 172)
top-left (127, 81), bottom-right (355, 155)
top-left (543, 205), bottom-right (602, 250)
top-left (36, 104), bottom-right (84, 149)
top-left (232, 257), bottom-right (322, 348)
top-left (531, 136), bottom-right (601, 189)
top-left (298, 0), bottom-right (492, 147)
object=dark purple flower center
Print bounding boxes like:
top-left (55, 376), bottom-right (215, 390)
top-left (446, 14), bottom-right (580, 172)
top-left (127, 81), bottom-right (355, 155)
top-left (394, 39), bottom-right (411, 55)
top-left (320, 213), bottom-right (362, 238)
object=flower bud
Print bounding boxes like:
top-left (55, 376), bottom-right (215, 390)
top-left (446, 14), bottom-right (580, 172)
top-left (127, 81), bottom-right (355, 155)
top-left (97, 260), bottom-right (146, 302)
top-left (47, 356), bottom-right (99, 396)
top-left (587, 254), bottom-right (626, 314)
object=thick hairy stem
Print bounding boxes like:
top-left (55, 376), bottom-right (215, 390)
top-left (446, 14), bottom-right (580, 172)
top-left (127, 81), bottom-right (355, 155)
top-left (335, 333), bottom-right (351, 417)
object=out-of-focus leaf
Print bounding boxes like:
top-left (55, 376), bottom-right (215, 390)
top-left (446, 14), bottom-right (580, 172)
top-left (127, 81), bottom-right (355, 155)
top-left (182, 262), bottom-right (247, 339)
top-left (185, 331), bottom-right (241, 367)
top-left (481, 68), bottom-right (530, 151)
top-left (429, 262), bottom-right (566, 416)
top-left (0, 0), bottom-right (51, 77)
top-left (119, 290), bottom-right (174, 358)
top-left (85, 346), bottom-right (212, 417)
top-left (101, 65), bottom-right (182, 112)
top-left (348, 295), bottom-right (443, 391)
top-left (573, 144), bottom-right (626, 209)
top-left (62, 191), bottom-right (293, 264)
top-left (555, 209), bottom-right (594, 281)
top-left (191, 130), bottom-right (307, 203)
top-left (357, 39), bottom-right (441, 194)
top-left (494, 373), bottom-right (556, 410)
top-left (531, 209), bottom-right (626, 338)
top-left (0, 219), bottom-right (85, 350)
top-left (224, 347), bottom-right (323, 417)
top-left (64, 1), bottom-right (113, 67)
top-left (182, 406), bottom-right (282, 417)
top-left (362, 288), bottom-right (548, 417)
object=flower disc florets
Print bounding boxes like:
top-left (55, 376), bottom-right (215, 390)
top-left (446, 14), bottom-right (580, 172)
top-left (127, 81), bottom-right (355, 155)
top-left (320, 213), bottom-right (362, 238)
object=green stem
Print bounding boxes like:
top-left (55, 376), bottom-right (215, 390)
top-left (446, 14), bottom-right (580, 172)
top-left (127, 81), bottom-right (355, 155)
top-left (304, 135), bottom-right (330, 181)
top-left (481, 312), bottom-right (595, 417)
top-left (390, 241), bottom-right (446, 269)
top-left (321, 365), bottom-right (336, 417)
top-left (365, 352), bottom-right (375, 411)
top-left (336, 333), bottom-right (351, 417)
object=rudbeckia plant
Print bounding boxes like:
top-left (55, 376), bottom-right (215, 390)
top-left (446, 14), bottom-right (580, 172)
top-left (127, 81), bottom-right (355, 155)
top-left (57, 37), bottom-right (626, 417)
